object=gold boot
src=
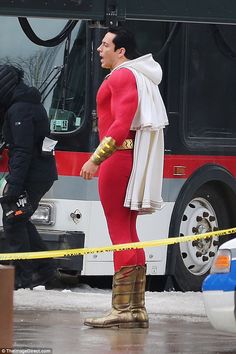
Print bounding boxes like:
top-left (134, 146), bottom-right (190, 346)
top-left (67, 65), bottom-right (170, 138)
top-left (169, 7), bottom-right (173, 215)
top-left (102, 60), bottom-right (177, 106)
top-left (84, 265), bottom-right (139, 328)
top-left (130, 265), bottom-right (149, 328)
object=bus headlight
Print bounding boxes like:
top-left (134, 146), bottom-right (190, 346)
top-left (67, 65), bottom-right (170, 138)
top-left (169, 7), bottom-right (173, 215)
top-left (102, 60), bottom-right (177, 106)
top-left (210, 249), bottom-right (231, 274)
top-left (31, 203), bottom-right (55, 226)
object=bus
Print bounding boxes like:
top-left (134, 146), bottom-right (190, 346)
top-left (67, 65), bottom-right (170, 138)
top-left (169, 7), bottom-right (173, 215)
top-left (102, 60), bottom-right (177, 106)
top-left (0, 0), bottom-right (236, 291)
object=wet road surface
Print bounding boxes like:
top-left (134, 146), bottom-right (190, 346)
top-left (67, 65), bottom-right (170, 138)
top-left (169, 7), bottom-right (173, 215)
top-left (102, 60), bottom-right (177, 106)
top-left (13, 310), bottom-right (236, 354)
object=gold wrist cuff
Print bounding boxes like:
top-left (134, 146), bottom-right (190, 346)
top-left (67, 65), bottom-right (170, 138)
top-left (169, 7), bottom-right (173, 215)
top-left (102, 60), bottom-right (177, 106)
top-left (91, 136), bottom-right (117, 165)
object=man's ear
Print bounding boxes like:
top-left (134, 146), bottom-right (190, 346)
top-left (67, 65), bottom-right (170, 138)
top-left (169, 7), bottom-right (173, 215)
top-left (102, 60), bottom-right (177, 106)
top-left (118, 47), bottom-right (126, 57)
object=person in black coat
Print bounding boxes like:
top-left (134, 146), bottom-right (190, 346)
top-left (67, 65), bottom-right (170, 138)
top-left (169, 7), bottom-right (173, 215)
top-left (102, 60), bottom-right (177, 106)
top-left (0, 65), bottom-right (58, 289)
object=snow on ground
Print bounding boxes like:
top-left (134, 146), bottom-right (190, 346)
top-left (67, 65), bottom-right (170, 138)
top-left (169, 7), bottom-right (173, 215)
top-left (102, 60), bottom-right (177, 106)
top-left (14, 284), bottom-right (207, 321)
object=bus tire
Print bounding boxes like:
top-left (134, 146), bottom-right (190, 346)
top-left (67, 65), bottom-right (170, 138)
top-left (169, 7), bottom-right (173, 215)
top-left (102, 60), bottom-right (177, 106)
top-left (169, 184), bottom-right (230, 291)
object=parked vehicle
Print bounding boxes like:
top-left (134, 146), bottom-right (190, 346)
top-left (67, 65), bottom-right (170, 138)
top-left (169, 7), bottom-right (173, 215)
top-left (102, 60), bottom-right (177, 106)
top-left (202, 238), bottom-right (236, 334)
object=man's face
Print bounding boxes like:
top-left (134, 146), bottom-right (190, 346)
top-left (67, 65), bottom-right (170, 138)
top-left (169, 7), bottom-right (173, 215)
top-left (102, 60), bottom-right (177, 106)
top-left (97, 32), bottom-right (123, 70)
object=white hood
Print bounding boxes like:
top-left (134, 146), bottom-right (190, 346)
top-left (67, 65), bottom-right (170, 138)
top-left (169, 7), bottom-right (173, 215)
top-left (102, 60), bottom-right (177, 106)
top-left (114, 53), bottom-right (162, 85)
top-left (113, 53), bottom-right (168, 130)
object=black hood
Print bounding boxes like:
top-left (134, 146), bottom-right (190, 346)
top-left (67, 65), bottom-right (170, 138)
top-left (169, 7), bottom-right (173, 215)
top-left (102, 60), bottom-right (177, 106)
top-left (0, 65), bottom-right (20, 108)
top-left (11, 82), bottom-right (42, 105)
top-left (0, 65), bottom-right (41, 108)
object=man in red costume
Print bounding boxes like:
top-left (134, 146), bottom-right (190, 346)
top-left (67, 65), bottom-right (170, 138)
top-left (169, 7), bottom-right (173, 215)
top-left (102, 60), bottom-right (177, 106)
top-left (80, 26), bottom-right (168, 328)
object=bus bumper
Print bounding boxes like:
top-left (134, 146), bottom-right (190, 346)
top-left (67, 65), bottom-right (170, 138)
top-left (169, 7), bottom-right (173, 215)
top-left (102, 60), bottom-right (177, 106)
top-left (0, 229), bottom-right (85, 273)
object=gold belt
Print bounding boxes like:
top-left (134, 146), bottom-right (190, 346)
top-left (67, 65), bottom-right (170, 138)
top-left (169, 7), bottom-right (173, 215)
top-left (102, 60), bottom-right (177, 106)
top-left (117, 139), bottom-right (133, 150)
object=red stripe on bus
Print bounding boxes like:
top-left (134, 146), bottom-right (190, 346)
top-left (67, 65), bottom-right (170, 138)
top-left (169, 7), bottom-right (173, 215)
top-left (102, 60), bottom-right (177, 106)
top-left (55, 151), bottom-right (92, 176)
top-left (1, 150), bottom-right (236, 179)
top-left (54, 152), bottom-right (236, 179)
top-left (164, 155), bottom-right (236, 178)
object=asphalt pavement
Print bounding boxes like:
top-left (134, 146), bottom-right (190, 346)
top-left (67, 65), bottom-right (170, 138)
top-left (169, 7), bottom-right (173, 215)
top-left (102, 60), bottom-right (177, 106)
top-left (12, 309), bottom-right (236, 354)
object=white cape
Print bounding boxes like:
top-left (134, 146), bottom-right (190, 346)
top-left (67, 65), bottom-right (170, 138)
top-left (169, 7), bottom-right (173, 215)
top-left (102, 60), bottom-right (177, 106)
top-left (112, 54), bottom-right (169, 213)
top-left (124, 129), bottom-right (165, 213)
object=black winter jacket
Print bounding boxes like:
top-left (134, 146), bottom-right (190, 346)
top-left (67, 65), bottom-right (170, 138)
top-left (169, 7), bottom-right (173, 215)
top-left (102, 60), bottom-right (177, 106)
top-left (2, 82), bottom-right (58, 196)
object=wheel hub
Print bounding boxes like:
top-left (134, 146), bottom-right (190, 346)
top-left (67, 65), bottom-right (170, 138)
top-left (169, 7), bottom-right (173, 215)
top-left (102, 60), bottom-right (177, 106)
top-left (179, 197), bottom-right (219, 276)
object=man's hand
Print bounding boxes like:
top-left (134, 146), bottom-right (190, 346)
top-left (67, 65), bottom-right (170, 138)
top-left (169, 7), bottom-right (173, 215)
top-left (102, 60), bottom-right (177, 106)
top-left (80, 159), bottom-right (99, 180)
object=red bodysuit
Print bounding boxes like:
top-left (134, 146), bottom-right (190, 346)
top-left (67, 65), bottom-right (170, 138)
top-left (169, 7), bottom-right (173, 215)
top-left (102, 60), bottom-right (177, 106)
top-left (97, 68), bottom-right (145, 272)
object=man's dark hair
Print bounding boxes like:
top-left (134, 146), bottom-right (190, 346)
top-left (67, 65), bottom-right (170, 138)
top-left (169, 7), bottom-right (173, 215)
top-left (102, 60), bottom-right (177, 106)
top-left (108, 26), bottom-right (139, 60)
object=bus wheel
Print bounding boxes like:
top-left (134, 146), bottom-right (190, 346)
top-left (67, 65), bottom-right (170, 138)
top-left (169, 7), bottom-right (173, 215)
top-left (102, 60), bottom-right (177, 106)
top-left (172, 185), bottom-right (230, 291)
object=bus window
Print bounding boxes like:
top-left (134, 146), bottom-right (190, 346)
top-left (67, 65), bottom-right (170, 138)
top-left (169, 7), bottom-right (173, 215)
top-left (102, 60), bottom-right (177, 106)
top-left (50, 22), bottom-right (86, 135)
top-left (0, 16), bottom-right (77, 112)
top-left (126, 20), bottom-right (167, 58)
top-left (183, 24), bottom-right (236, 150)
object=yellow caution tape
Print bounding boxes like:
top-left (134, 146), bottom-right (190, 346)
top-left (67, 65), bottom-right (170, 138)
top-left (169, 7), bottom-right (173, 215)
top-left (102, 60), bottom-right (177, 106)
top-left (0, 227), bottom-right (235, 261)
